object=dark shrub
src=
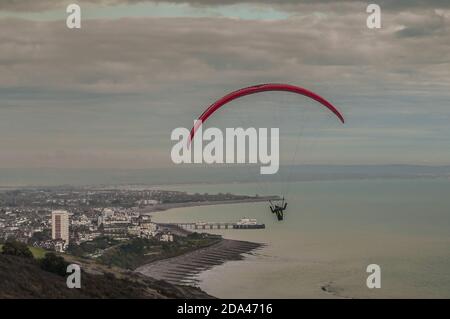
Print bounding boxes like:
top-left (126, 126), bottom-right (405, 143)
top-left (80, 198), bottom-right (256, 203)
top-left (1, 241), bottom-right (33, 259)
top-left (39, 252), bottom-right (69, 276)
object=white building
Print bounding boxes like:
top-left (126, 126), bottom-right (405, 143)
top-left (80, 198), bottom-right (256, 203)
top-left (137, 199), bottom-right (159, 206)
top-left (54, 240), bottom-right (66, 253)
top-left (72, 214), bottom-right (91, 226)
top-left (51, 210), bottom-right (70, 247)
top-left (78, 232), bottom-right (101, 243)
top-left (159, 233), bottom-right (174, 242)
top-left (102, 208), bottom-right (114, 218)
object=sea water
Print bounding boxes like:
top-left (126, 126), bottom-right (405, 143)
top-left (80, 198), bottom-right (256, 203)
top-left (151, 178), bottom-right (450, 298)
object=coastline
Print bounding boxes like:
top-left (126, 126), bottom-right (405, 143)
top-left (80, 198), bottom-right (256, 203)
top-left (136, 238), bottom-right (264, 286)
top-left (136, 198), bottom-right (269, 288)
top-left (137, 196), bottom-right (278, 215)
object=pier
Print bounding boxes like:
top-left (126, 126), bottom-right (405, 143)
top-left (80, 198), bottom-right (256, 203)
top-left (158, 221), bottom-right (265, 230)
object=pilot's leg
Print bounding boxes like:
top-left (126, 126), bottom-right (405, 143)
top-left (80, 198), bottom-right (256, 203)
top-left (276, 211), bottom-right (283, 221)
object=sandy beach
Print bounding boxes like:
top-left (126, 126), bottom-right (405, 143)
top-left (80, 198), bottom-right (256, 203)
top-left (137, 196), bottom-right (278, 215)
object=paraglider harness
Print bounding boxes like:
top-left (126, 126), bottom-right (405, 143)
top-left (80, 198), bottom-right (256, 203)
top-left (269, 198), bottom-right (287, 221)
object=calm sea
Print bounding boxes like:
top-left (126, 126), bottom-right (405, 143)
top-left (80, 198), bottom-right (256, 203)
top-left (151, 178), bottom-right (450, 298)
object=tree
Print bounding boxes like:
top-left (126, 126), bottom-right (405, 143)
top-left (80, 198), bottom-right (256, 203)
top-left (39, 253), bottom-right (68, 276)
top-left (1, 241), bottom-right (33, 259)
top-left (30, 229), bottom-right (51, 242)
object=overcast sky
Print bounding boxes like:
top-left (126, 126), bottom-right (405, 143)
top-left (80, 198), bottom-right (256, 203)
top-left (0, 0), bottom-right (449, 168)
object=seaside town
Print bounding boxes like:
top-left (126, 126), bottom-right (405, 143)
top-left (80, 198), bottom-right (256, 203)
top-left (0, 187), bottom-right (265, 254)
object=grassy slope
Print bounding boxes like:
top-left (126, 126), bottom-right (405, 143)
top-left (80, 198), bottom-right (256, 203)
top-left (98, 236), bottom-right (222, 270)
top-left (0, 244), bottom-right (47, 259)
top-left (0, 253), bottom-right (212, 299)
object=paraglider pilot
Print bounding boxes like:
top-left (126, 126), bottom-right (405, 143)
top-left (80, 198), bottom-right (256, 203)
top-left (269, 198), bottom-right (287, 221)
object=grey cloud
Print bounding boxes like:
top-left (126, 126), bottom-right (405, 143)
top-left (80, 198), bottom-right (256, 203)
top-left (1, 5), bottom-right (450, 168)
top-left (0, 7), bottom-right (449, 95)
top-left (164, 0), bottom-right (450, 11)
top-left (2, 0), bottom-right (450, 12)
top-left (395, 10), bottom-right (448, 38)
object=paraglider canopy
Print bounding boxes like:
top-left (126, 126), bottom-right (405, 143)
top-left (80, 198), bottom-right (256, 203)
top-left (189, 83), bottom-right (345, 143)
top-left (186, 83), bottom-right (345, 222)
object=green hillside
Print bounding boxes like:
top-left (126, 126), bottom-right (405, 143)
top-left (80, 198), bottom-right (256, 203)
top-left (0, 244), bottom-right (47, 259)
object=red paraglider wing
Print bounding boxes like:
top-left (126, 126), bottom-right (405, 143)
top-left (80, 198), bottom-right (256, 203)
top-left (189, 83), bottom-right (344, 143)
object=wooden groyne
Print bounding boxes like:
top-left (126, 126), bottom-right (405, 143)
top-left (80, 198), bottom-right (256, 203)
top-left (136, 239), bottom-right (264, 286)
